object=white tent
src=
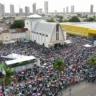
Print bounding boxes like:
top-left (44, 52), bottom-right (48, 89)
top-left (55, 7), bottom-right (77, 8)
top-left (3, 40), bottom-right (16, 44)
top-left (5, 54), bottom-right (36, 66)
top-left (64, 40), bottom-right (72, 44)
top-left (83, 44), bottom-right (92, 47)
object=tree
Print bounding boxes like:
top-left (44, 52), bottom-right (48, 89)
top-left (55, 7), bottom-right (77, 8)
top-left (69, 16), bottom-right (80, 22)
top-left (53, 59), bottom-right (66, 77)
top-left (87, 17), bottom-right (95, 22)
top-left (4, 68), bottom-right (15, 85)
top-left (47, 19), bottom-right (55, 22)
top-left (88, 56), bottom-right (96, 66)
top-left (10, 20), bottom-right (25, 29)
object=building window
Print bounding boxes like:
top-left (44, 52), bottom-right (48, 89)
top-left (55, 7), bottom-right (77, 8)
top-left (46, 35), bottom-right (48, 37)
top-left (56, 24), bottom-right (59, 40)
top-left (27, 23), bottom-right (28, 25)
top-left (56, 24), bottom-right (59, 32)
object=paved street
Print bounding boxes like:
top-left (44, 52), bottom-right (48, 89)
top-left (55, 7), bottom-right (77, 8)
top-left (62, 82), bottom-right (96, 96)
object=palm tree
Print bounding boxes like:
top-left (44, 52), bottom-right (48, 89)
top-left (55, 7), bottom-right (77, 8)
top-left (53, 59), bottom-right (66, 77)
top-left (4, 68), bottom-right (15, 86)
top-left (88, 56), bottom-right (96, 66)
top-left (0, 64), bottom-right (15, 86)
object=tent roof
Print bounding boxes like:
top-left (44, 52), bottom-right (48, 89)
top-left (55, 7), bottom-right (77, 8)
top-left (83, 44), bottom-right (92, 47)
top-left (5, 54), bottom-right (36, 65)
top-left (32, 21), bottom-right (56, 34)
top-left (27, 14), bottom-right (42, 18)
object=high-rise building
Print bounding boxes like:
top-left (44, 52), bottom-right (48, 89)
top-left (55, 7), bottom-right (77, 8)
top-left (44, 1), bottom-right (48, 15)
top-left (0, 3), bottom-right (1, 17)
top-left (71, 5), bottom-right (74, 13)
top-left (19, 8), bottom-right (23, 16)
top-left (25, 6), bottom-right (30, 16)
top-left (90, 4), bottom-right (94, 14)
top-left (37, 8), bottom-right (43, 14)
top-left (0, 3), bottom-right (5, 17)
top-left (33, 3), bottom-right (36, 13)
top-left (10, 4), bottom-right (15, 17)
top-left (63, 8), bottom-right (65, 14)
top-left (66, 6), bottom-right (69, 13)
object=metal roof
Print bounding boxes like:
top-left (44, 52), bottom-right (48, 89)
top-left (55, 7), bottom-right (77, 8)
top-left (61, 22), bottom-right (96, 30)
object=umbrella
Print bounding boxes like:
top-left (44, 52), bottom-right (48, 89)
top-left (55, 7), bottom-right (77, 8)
top-left (24, 40), bottom-right (29, 43)
top-left (0, 90), bottom-right (2, 93)
top-left (21, 72), bottom-right (24, 74)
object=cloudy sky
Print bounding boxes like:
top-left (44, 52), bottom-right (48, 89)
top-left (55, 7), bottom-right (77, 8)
top-left (0, 0), bottom-right (96, 13)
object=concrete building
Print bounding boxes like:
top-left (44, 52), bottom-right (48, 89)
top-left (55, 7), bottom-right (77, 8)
top-left (0, 28), bottom-right (29, 44)
top-left (10, 4), bottom-right (15, 17)
top-left (61, 22), bottom-right (96, 38)
top-left (66, 6), bottom-right (69, 13)
top-left (37, 8), bottom-right (43, 14)
top-left (25, 6), bottom-right (30, 16)
top-left (25, 14), bottom-right (66, 48)
top-left (63, 8), bottom-right (65, 14)
top-left (33, 3), bottom-right (36, 13)
top-left (0, 3), bottom-right (5, 18)
top-left (90, 4), bottom-right (94, 14)
top-left (19, 8), bottom-right (23, 16)
top-left (71, 5), bottom-right (74, 13)
top-left (44, 1), bottom-right (48, 15)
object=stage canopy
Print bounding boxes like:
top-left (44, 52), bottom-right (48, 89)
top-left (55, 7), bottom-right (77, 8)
top-left (3, 40), bottom-right (16, 44)
top-left (5, 53), bottom-right (36, 66)
top-left (83, 44), bottom-right (92, 47)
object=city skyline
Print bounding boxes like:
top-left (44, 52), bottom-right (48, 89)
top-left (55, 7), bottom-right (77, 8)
top-left (0, 0), bottom-right (96, 13)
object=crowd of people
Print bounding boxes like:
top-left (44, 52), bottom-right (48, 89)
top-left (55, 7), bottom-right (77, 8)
top-left (0, 35), bottom-right (96, 96)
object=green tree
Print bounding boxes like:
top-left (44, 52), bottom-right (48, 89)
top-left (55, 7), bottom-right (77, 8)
top-left (88, 56), bottom-right (96, 66)
top-left (4, 68), bottom-right (15, 85)
top-left (87, 17), bottom-right (95, 22)
top-left (53, 59), bottom-right (66, 77)
top-left (69, 16), bottom-right (80, 22)
top-left (10, 20), bottom-right (25, 29)
top-left (47, 19), bottom-right (55, 22)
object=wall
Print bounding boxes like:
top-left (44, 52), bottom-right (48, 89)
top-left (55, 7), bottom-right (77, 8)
top-left (11, 32), bottom-right (26, 40)
top-left (61, 24), bottom-right (89, 37)
top-left (0, 34), bottom-right (1, 40)
top-left (1, 33), bottom-right (11, 41)
top-left (50, 24), bottom-right (65, 44)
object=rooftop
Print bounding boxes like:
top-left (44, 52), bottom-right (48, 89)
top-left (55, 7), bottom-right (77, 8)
top-left (27, 14), bottom-right (42, 19)
top-left (61, 22), bottom-right (96, 30)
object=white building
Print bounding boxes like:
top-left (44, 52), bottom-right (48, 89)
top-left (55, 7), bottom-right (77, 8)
top-left (90, 4), bottom-right (94, 14)
top-left (25, 6), bottom-right (30, 16)
top-left (33, 3), bottom-right (36, 14)
top-left (10, 4), bottom-right (15, 17)
top-left (37, 8), bottom-right (43, 14)
top-left (25, 14), bottom-right (66, 48)
top-left (19, 8), bottom-right (23, 16)
top-left (0, 3), bottom-right (5, 18)
top-left (0, 28), bottom-right (29, 44)
top-left (44, 1), bottom-right (48, 15)
top-left (66, 6), bottom-right (69, 13)
top-left (71, 5), bottom-right (74, 14)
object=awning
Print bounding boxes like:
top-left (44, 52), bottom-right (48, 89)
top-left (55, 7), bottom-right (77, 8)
top-left (3, 40), bottom-right (16, 44)
top-left (64, 40), bottom-right (72, 44)
top-left (83, 44), bottom-right (92, 47)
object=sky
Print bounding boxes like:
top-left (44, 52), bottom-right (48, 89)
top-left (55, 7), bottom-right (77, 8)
top-left (0, 0), bottom-right (96, 13)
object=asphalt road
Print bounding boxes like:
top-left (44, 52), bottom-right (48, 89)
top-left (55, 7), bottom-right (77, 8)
top-left (61, 82), bottom-right (96, 96)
